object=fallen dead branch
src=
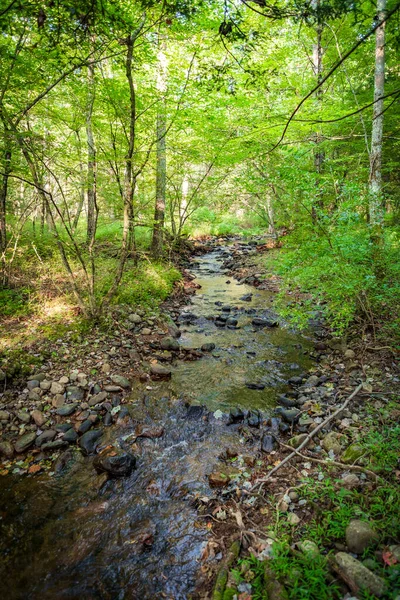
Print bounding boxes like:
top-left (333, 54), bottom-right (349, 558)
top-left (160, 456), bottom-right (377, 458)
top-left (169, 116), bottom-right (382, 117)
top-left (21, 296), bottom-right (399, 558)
top-left (251, 383), bottom-right (363, 490)
top-left (279, 442), bottom-right (380, 481)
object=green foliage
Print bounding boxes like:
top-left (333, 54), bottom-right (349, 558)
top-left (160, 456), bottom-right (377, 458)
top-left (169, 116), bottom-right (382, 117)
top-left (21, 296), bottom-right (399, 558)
top-left (0, 287), bottom-right (33, 318)
top-left (112, 261), bottom-right (181, 309)
top-left (273, 215), bottom-right (400, 341)
top-left (270, 544), bottom-right (340, 600)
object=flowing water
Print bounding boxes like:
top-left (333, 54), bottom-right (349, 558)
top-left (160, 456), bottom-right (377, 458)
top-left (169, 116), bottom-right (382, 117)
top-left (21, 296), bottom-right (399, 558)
top-left (0, 243), bottom-right (313, 600)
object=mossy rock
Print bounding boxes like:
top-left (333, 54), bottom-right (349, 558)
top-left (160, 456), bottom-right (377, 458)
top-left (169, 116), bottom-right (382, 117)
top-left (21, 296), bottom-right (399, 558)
top-left (341, 443), bottom-right (365, 464)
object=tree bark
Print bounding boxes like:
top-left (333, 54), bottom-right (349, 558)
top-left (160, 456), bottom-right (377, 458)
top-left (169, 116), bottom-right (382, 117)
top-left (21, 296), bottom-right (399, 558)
top-left (124, 34), bottom-right (136, 255)
top-left (266, 191), bottom-right (276, 238)
top-left (312, 0), bottom-right (324, 223)
top-left (72, 130), bottom-right (85, 232)
top-left (0, 138), bottom-right (11, 285)
top-left (86, 56), bottom-right (97, 246)
top-left (369, 0), bottom-right (386, 234)
top-left (151, 35), bottom-right (167, 258)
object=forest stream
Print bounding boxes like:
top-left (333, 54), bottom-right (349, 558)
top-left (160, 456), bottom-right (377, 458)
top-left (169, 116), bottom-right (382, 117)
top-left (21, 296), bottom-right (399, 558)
top-left (0, 242), bottom-right (314, 600)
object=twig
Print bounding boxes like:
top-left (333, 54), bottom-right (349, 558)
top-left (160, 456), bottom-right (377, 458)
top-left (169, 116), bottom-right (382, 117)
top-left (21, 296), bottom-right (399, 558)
top-left (251, 383), bottom-right (363, 490)
top-left (279, 443), bottom-right (379, 481)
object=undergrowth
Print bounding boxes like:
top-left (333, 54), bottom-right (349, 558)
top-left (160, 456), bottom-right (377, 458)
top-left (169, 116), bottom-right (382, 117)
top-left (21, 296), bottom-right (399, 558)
top-left (226, 400), bottom-right (400, 599)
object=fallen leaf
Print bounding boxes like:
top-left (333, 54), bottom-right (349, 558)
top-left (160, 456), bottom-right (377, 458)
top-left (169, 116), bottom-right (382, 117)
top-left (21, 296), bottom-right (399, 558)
top-left (28, 464), bottom-right (42, 474)
top-left (382, 549), bottom-right (398, 566)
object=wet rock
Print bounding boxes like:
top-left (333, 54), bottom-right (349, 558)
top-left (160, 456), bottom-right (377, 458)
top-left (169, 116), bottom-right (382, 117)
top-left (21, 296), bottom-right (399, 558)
top-left (228, 407), bottom-right (245, 424)
top-left (246, 382), bottom-right (265, 390)
top-left (79, 429), bottom-right (103, 455)
top-left (150, 364), bottom-right (172, 378)
top-left (63, 428), bottom-right (78, 444)
top-left (0, 441), bottom-right (14, 458)
top-left (35, 430), bottom-right (57, 447)
top-left (55, 423), bottom-right (73, 433)
top-left (226, 317), bottom-right (238, 327)
top-left (247, 409), bottom-right (261, 427)
top-left (56, 403), bottom-right (78, 416)
top-left (103, 412), bottom-right (112, 426)
top-left (78, 419), bottom-right (93, 434)
top-left (240, 293), bottom-right (253, 301)
top-left (160, 337), bottom-right (180, 351)
top-left (334, 552), bottom-right (386, 597)
top-left (111, 374), bottom-right (131, 389)
top-left (186, 405), bottom-right (204, 419)
top-left (346, 520), bottom-right (379, 554)
top-left (31, 409), bottom-right (46, 427)
top-left (252, 317), bottom-right (278, 328)
top-left (289, 376), bottom-right (303, 385)
top-left (201, 343), bottom-right (216, 352)
top-left (93, 447), bottom-right (136, 477)
top-left (275, 407), bottom-right (300, 423)
top-left (261, 434), bottom-right (277, 453)
top-left (66, 386), bottom-right (85, 401)
top-left (42, 439), bottom-right (69, 451)
top-left (54, 449), bottom-right (74, 474)
top-left (341, 443), bottom-right (364, 464)
top-left (14, 432), bottom-right (37, 453)
top-left (209, 471), bottom-right (230, 488)
top-left (277, 395), bottom-right (298, 408)
top-left (322, 431), bottom-right (342, 455)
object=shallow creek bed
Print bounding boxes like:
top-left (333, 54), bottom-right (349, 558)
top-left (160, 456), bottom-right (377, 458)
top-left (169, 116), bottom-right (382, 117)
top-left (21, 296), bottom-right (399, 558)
top-left (0, 238), bottom-right (399, 599)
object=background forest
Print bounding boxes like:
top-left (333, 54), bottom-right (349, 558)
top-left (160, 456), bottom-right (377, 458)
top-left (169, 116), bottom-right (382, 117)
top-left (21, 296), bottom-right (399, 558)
top-left (0, 0), bottom-right (399, 342)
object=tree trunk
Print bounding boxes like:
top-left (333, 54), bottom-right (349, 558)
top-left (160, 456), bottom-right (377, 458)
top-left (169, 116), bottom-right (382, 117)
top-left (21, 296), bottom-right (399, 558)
top-left (369, 0), bottom-right (386, 235)
top-left (266, 192), bottom-right (276, 238)
top-left (151, 36), bottom-right (167, 258)
top-left (86, 57), bottom-right (97, 246)
top-left (124, 34), bottom-right (136, 255)
top-left (312, 0), bottom-right (324, 223)
top-left (73, 131), bottom-right (85, 232)
top-left (0, 141), bottom-right (11, 285)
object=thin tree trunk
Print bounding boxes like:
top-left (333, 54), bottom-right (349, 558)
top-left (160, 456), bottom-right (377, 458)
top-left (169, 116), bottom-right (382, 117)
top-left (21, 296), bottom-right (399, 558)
top-left (266, 192), bottom-right (276, 238)
top-left (369, 0), bottom-right (386, 236)
top-left (124, 34), bottom-right (136, 256)
top-left (86, 57), bottom-right (97, 246)
top-left (0, 139), bottom-right (11, 285)
top-left (72, 130), bottom-right (85, 232)
top-left (151, 35), bottom-right (167, 258)
top-left (312, 0), bottom-right (324, 223)
top-left (100, 30), bottom-right (140, 311)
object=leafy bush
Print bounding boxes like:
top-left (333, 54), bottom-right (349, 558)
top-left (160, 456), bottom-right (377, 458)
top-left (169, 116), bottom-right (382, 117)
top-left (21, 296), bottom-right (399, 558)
top-left (273, 218), bottom-right (400, 342)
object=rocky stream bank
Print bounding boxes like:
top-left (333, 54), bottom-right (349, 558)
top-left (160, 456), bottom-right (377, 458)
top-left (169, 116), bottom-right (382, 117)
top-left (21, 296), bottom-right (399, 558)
top-left (0, 236), bottom-right (399, 600)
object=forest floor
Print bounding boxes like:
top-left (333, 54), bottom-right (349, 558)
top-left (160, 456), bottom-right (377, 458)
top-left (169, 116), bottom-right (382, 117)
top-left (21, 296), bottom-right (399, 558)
top-left (0, 237), bottom-right (399, 599)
